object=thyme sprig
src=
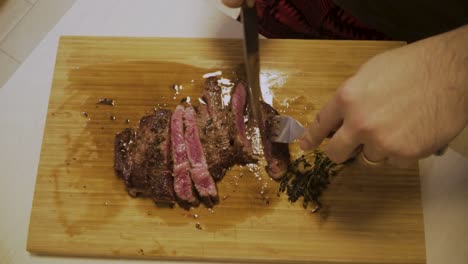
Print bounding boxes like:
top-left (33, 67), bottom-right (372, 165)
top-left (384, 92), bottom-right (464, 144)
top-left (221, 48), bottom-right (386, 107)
top-left (279, 149), bottom-right (352, 211)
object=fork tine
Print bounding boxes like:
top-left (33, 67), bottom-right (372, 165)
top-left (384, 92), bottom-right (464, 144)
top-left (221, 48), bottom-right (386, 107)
top-left (271, 115), bottom-right (305, 143)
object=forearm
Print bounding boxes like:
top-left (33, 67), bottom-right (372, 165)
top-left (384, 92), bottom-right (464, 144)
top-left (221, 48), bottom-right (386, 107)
top-left (418, 25), bottom-right (468, 124)
top-left (436, 25), bottom-right (468, 119)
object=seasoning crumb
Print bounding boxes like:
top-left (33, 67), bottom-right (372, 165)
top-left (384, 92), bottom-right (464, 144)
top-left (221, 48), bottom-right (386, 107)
top-left (265, 200), bottom-right (270, 206)
top-left (207, 208), bottom-right (214, 213)
top-left (147, 211), bottom-right (152, 216)
top-left (311, 205), bottom-right (321, 214)
top-left (110, 116), bottom-right (116, 121)
top-left (193, 214), bottom-right (199, 219)
top-left (222, 195), bottom-right (229, 200)
top-left (83, 185), bottom-right (86, 189)
top-left (82, 112), bottom-right (88, 118)
top-left (195, 222), bottom-right (202, 230)
top-left (125, 119), bottom-right (130, 124)
top-left (104, 201), bottom-right (109, 206)
top-left (181, 96), bottom-right (191, 104)
top-left (97, 98), bottom-right (115, 106)
top-left (138, 249), bottom-right (144, 255)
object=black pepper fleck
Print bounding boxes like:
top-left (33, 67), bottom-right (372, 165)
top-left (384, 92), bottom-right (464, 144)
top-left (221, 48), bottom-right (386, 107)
top-left (97, 98), bottom-right (115, 106)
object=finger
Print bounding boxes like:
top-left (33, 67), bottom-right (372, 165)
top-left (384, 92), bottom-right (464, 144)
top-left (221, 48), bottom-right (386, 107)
top-left (299, 97), bottom-right (343, 150)
top-left (361, 145), bottom-right (387, 163)
top-left (222, 0), bottom-right (244, 8)
top-left (325, 126), bottom-right (360, 164)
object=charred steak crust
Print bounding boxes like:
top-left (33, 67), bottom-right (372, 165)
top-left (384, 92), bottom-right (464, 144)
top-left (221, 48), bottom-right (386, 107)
top-left (196, 77), bottom-right (236, 181)
top-left (114, 110), bottom-right (175, 206)
top-left (195, 77), bottom-right (259, 181)
top-left (114, 128), bottom-right (135, 180)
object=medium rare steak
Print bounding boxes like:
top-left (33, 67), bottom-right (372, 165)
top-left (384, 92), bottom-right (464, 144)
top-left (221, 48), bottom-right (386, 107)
top-left (197, 77), bottom-right (236, 180)
top-left (231, 80), bottom-right (255, 163)
top-left (114, 110), bottom-right (175, 206)
top-left (184, 105), bottom-right (218, 206)
top-left (114, 77), bottom-right (291, 209)
top-left (195, 77), bottom-right (255, 181)
top-left (171, 105), bottom-right (198, 206)
top-left (260, 102), bottom-right (290, 179)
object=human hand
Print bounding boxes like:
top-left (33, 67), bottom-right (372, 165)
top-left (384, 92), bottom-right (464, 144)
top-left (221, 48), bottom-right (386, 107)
top-left (299, 25), bottom-right (468, 167)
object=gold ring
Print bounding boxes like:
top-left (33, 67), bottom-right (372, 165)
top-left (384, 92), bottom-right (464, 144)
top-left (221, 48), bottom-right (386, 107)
top-left (359, 151), bottom-right (385, 166)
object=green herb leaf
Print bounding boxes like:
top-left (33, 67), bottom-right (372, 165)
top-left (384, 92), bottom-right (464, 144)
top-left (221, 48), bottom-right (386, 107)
top-left (279, 149), bottom-right (352, 212)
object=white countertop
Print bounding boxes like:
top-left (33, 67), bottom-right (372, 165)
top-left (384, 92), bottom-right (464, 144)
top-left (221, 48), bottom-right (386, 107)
top-left (0, 0), bottom-right (466, 263)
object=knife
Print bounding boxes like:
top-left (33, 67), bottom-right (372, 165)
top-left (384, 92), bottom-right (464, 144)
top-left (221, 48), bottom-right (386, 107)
top-left (241, 0), bottom-right (266, 152)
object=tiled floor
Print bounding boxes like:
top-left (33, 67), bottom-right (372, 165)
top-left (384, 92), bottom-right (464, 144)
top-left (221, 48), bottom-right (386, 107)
top-left (0, 0), bottom-right (75, 88)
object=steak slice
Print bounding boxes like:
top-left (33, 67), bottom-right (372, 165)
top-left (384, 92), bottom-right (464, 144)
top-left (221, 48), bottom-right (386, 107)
top-left (114, 110), bottom-right (175, 206)
top-left (196, 77), bottom-right (237, 181)
top-left (260, 102), bottom-right (290, 179)
top-left (195, 78), bottom-right (258, 179)
top-left (231, 80), bottom-right (256, 163)
top-left (171, 105), bottom-right (198, 206)
top-left (184, 105), bottom-right (218, 206)
top-left (194, 102), bottom-right (229, 180)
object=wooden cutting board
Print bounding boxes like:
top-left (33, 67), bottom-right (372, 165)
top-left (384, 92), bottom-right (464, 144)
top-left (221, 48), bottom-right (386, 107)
top-left (27, 36), bottom-right (425, 264)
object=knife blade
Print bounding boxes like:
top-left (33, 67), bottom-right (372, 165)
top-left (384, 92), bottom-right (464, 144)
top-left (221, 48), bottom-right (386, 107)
top-left (241, 0), bottom-right (266, 153)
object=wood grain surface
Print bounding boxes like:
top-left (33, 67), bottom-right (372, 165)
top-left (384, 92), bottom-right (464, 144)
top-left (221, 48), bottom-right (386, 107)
top-left (27, 36), bottom-right (425, 264)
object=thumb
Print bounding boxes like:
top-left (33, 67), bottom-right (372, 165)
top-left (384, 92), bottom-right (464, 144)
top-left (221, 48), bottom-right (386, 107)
top-left (299, 96), bottom-right (344, 150)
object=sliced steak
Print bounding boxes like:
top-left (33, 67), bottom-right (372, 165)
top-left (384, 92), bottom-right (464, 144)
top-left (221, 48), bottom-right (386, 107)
top-left (194, 78), bottom-right (258, 179)
top-left (260, 102), bottom-right (290, 179)
top-left (171, 105), bottom-right (198, 206)
top-left (184, 105), bottom-right (218, 206)
top-left (231, 80), bottom-right (256, 163)
top-left (114, 110), bottom-right (175, 206)
top-left (114, 77), bottom-right (291, 209)
top-left (196, 77), bottom-right (237, 180)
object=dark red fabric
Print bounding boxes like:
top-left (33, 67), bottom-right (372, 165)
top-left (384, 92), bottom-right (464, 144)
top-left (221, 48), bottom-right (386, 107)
top-left (247, 0), bottom-right (391, 40)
